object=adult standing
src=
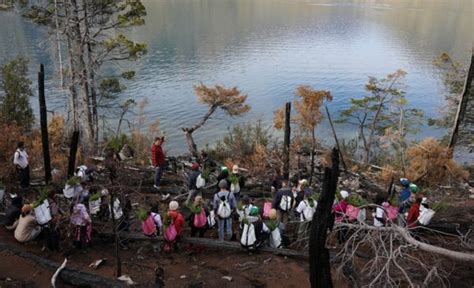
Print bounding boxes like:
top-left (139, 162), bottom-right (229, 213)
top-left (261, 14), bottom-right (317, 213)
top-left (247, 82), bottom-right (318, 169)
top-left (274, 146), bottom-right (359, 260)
top-left (213, 179), bottom-right (236, 241)
top-left (229, 164), bottom-right (245, 203)
top-left (151, 136), bottom-right (165, 190)
top-left (185, 163), bottom-right (201, 206)
top-left (13, 141), bottom-right (29, 188)
top-left (272, 180), bottom-right (294, 231)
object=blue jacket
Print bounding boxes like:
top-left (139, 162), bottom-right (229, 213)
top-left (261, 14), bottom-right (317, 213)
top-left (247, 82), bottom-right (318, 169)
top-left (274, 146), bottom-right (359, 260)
top-left (399, 187), bottom-right (411, 204)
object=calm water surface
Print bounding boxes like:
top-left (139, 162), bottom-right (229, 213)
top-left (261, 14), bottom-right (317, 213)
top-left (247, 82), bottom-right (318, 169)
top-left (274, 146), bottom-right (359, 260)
top-left (0, 0), bottom-right (472, 154)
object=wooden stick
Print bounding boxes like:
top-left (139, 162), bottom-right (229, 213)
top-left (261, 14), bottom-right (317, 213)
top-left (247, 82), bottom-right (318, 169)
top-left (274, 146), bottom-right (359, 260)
top-left (325, 105), bottom-right (347, 171)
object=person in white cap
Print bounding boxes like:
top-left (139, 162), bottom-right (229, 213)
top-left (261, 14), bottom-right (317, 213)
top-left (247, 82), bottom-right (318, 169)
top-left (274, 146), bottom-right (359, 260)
top-left (164, 200), bottom-right (184, 252)
top-left (229, 164), bottom-right (245, 202)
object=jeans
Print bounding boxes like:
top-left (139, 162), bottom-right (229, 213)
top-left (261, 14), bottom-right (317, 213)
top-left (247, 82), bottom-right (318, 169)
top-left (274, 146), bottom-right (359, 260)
top-left (154, 166), bottom-right (164, 186)
top-left (217, 217), bottom-right (232, 241)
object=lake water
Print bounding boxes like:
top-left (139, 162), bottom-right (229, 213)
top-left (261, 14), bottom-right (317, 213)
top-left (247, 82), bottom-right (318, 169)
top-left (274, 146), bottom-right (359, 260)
top-left (0, 0), bottom-right (472, 154)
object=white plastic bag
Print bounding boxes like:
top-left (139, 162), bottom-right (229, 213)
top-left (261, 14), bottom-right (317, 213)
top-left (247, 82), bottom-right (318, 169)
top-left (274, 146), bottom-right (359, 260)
top-left (89, 199), bottom-right (101, 215)
top-left (357, 208), bottom-right (367, 222)
top-left (207, 210), bottom-right (216, 227)
top-left (230, 182), bottom-right (240, 194)
top-left (279, 195), bottom-right (291, 211)
top-left (35, 199), bottom-right (52, 225)
top-left (110, 198), bottom-right (123, 220)
top-left (196, 174), bottom-right (206, 189)
top-left (240, 223), bottom-right (257, 248)
top-left (418, 209), bottom-right (435, 225)
top-left (269, 228), bottom-right (282, 248)
top-left (63, 184), bottom-right (83, 199)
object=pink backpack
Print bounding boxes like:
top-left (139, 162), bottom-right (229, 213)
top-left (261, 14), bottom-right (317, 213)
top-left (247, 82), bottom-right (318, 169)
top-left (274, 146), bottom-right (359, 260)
top-left (193, 208), bottom-right (207, 228)
top-left (142, 215), bottom-right (157, 236)
top-left (383, 203), bottom-right (398, 221)
top-left (345, 205), bottom-right (360, 221)
top-left (263, 202), bottom-right (272, 218)
top-left (164, 223), bottom-right (177, 242)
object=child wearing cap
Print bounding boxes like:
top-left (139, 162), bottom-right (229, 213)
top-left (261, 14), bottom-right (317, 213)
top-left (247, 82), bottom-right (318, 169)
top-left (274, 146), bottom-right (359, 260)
top-left (164, 201), bottom-right (185, 252)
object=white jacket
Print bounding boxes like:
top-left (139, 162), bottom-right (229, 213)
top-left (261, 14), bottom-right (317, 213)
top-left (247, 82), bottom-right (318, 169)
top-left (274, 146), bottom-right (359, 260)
top-left (13, 149), bottom-right (29, 169)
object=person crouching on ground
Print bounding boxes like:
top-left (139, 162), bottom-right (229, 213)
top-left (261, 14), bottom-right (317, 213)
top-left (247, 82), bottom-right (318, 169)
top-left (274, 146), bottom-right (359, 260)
top-left (213, 179), bottom-right (236, 241)
top-left (14, 204), bottom-right (42, 243)
top-left (164, 201), bottom-right (184, 252)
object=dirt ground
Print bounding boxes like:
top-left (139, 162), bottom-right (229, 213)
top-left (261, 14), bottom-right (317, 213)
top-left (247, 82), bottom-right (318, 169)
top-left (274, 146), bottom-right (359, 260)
top-left (0, 227), bottom-right (314, 287)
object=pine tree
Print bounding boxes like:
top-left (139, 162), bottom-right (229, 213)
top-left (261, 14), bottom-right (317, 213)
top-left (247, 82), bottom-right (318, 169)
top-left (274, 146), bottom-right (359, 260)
top-left (0, 57), bottom-right (34, 130)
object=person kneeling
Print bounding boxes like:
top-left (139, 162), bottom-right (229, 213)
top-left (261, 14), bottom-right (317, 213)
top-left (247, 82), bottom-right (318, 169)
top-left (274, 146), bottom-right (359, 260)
top-left (14, 205), bottom-right (41, 243)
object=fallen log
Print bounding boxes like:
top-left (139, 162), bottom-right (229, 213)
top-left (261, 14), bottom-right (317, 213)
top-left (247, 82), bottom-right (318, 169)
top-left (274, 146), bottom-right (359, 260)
top-left (0, 241), bottom-right (126, 287)
top-left (112, 233), bottom-right (308, 259)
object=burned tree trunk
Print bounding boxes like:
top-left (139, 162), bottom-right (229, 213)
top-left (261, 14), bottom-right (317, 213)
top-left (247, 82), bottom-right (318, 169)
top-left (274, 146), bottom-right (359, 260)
top-left (67, 131), bottom-right (79, 177)
top-left (450, 52), bottom-right (474, 148)
top-left (309, 147), bottom-right (340, 288)
top-left (38, 64), bottom-right (52, 183)
top-left (283, 102), bottom-right (291, 180)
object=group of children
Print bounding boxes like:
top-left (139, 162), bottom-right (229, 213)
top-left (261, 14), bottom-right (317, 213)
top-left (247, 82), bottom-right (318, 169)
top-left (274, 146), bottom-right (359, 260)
top-left (3, 140), bottom-right (435, 254)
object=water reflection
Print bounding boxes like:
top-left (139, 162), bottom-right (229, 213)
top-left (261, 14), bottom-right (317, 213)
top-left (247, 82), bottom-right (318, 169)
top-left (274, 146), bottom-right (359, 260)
top-left (0, 0), bottom-right (471, 153)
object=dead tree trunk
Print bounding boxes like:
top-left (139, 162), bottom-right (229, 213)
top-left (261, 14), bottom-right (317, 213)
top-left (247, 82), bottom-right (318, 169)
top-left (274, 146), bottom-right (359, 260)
top-left (450, 52), bottom-right (474, 148)
top-left (309, 147), bottom-right (340, 288)
top-left (67, 131), bottom-right (79, 177)
top-left (283, 102), bottom-right (291, 180)
top-left (325, 106), bottom-right (347, 171)
top-left (182, 104), bottom-right (217, 157)
top-left (309, 128), bottom-right (315, 185)
top-left (38, 64), bottom-right (52, 183)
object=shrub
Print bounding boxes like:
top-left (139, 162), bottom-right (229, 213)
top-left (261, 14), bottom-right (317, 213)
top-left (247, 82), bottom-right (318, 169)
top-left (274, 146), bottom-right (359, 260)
top-left (406, 138), bottom-right (469, 186)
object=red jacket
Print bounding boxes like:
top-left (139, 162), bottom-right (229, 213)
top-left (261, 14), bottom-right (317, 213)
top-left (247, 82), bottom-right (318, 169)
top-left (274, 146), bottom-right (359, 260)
top-left (407, 203), bottom-right (420, 228)
top-left (152, 143), bottom-right (165, 167)
top-left (167, 210), bottom-right (185, 235)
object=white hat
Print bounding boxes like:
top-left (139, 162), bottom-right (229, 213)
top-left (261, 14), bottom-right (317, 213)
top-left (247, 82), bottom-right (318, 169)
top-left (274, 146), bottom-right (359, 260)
top-left (340, 190), bottom-right (349, 199)
top-left (169, 201), bottom-right (179, 211)
top-left (299, 179), bottom-right (308, 186)
top-left (232, 164), bottom-right (239, 174)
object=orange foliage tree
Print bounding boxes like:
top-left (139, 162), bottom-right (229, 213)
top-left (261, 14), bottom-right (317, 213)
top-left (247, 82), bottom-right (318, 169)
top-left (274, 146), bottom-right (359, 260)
top-left (182, 83), bottom-right (250, 156)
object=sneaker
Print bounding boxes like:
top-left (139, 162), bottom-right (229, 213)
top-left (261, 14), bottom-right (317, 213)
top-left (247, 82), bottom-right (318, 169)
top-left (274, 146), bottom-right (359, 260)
top-left (153, 185), bottom-right (160, 190)
top-left (162, 193), bottom-right (170, 201)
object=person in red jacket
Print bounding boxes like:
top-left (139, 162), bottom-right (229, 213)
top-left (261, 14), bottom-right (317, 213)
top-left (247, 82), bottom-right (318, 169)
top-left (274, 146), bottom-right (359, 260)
top-left (152, 136), bottom-right (165, 190)
top-left (164, 201), bottom-right (185, 252)
top-left (407, 197), bottom-right (422, 228)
